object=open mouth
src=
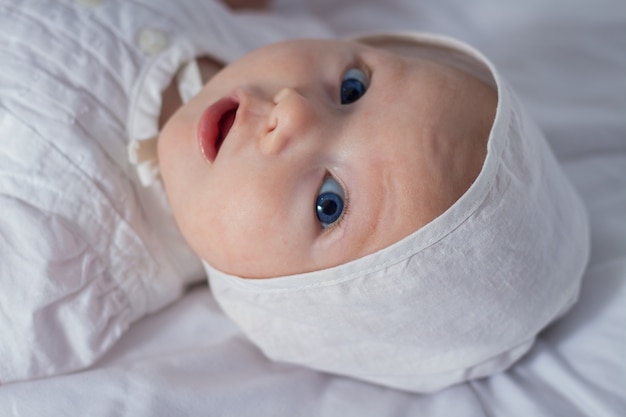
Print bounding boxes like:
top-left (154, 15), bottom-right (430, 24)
top-left (216, 107), bottom-right (236, 154)
top-left (197, 96), bottom-right (239, 163)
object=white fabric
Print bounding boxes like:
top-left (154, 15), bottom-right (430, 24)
top-left (175, 60), bottom-right (204, 104)
top-left (0, 0), bottom-right (331, 383)
top-left (128, 59), bottom-right (203, 186)
top-left (205, 32), bottom-right (590, 393)
top-left (1, 0), bottom-right (625, 415)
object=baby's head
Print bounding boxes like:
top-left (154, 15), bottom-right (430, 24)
top-left (158, 37), bottom-right (496, 278)
top-left (158, 33), bottom-right (589, 392)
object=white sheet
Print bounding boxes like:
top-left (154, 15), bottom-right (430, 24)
top-left (1, 0), bottom-right (624, 415)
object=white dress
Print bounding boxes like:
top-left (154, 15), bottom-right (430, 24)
top-left (0, 0), bottom-right (331, 384)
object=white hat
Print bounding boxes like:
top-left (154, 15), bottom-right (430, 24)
top-left (204, 32), bottom-right (590, 393)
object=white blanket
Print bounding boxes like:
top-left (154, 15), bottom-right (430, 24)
top-left (1, 0), bottom-right (624, 415)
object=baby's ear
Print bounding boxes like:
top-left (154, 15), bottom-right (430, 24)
top-left (220, 0), bottom-right (270, 10)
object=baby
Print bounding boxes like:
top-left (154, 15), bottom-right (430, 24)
top-left (155, 33), bottom-right (590, 392)
top-left (0, 0), bottom-right (588, 386)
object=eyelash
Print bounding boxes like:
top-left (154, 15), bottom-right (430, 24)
top-left (348, 57), bottom-right (371, 83)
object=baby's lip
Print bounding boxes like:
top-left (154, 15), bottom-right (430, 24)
top-left (197, 96), bottom-right (239, 163)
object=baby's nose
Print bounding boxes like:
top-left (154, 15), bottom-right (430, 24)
top-left (260, 87), bottom-right (317, 156)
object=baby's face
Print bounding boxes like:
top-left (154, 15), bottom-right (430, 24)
top-left (159, 39), bottom-right (495, 278)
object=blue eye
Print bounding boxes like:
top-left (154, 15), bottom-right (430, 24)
top-left (341, 68), bottom-right (369, 105)
top-left (316, 176), bottom-right (345, 229)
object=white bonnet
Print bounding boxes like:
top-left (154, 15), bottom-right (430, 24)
top-left (204, 32), bottom-right (590, 393)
